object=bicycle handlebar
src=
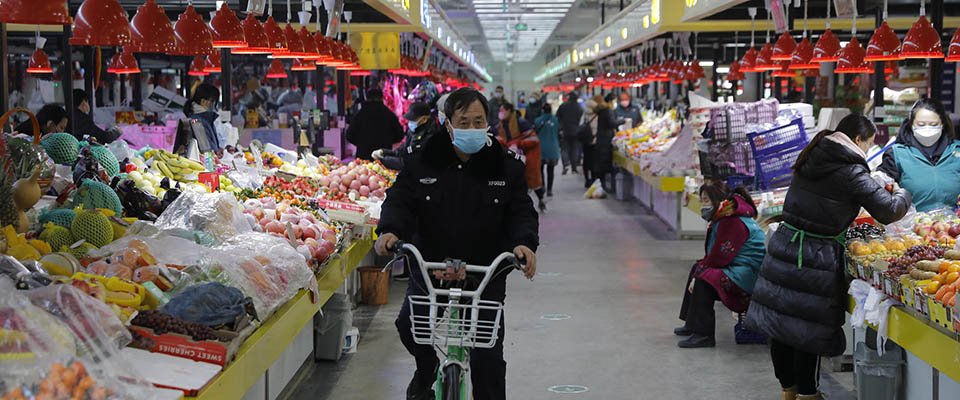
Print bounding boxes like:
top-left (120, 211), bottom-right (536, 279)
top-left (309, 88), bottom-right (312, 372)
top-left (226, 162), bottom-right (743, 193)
top-left (386, 241), bottom-right (522, 299)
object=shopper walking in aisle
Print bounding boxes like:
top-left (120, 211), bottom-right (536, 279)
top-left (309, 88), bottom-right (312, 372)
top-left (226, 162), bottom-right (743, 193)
top-left (534, 103), bottom-right (561, 197)
top-left (580, 96), bottom-right (601, 188)
top-left (525, 91), bottom-right (545, 125)
top-left (71, 89), bottom-right (120, 144)
top-left (745, 114), bottom-right (912, 400)
top-left (557, 92), bottom-right (583, 175)
top-left (487, 85), bottom-right (505, 126)
top-left (182, 83), bottom-right (223, 152)
top-left (592, 93), bottom-right (623, 190)
top-left (877, 97), bottom-right (960, 212)
top-left (372, 102), bottom-right (438, 171)
top-left (677, 183), bottom-right (765, 348)
top-left (375, 87), bottom-right (539, 400)
top-left (346, 88), bottom-right (405, 161)
top-left (615, 91), bottom-right (642, 128)
top-left (494, 102), bottom-right (547, 212)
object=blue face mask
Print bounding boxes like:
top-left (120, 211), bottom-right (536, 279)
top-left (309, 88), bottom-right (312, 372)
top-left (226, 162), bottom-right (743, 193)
top-left (438, 113), bottom-right (446, 125)
top-left (451, 127), bottom-right (488, 154)
top-left (407, 120), bottom-right (419, 132)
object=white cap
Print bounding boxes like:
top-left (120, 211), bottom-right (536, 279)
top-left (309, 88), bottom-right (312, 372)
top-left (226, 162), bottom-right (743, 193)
top-left (436, 93), bottom-right (451, 123)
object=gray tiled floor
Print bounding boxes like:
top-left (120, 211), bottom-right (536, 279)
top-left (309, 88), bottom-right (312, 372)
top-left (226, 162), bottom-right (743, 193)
top-left (286, 172), bottom-right (856, 400)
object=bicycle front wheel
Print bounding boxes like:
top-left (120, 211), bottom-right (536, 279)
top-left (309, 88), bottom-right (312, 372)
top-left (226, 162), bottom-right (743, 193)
top-left (441, 364), bottom-right (463, 400)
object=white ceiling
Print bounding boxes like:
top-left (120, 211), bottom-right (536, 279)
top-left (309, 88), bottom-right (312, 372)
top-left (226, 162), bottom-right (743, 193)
top-left (438, 0), bottom-right (611, 65)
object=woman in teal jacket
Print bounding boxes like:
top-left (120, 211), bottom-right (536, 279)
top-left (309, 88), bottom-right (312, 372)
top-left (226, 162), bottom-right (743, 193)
top-left (534, 104), bottom-right (562, 196)
top-left (878, 97), bottom-right (960, 211)
top-left (676, 184), bottom-right (766, 348)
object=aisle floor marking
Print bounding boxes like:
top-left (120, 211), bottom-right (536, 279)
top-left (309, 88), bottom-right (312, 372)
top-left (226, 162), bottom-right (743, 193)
top-left (541, 314), bottom-right (571, 320)
top-left (537, 271), bottom-right (562, 277)
top-left (548, 385), bottom-right (589, 393)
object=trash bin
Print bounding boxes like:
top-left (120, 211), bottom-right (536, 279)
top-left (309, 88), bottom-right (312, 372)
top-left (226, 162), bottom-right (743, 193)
top-left (358, 266), bottom-right (390, 305)
top-left (615, 172), bottom-right (633, 201)
top-left (314, 293), bottom-right (352, 361)
top-left (854, 337), bottom-right (904, 400)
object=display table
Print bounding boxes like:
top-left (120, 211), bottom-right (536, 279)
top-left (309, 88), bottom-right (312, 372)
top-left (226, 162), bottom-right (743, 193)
top-left (847, 295), bottom-right (960, 397)
top-left (613, 152), bottom-right (705, 239)
top-left (186, 239), bottom-right (374, 400)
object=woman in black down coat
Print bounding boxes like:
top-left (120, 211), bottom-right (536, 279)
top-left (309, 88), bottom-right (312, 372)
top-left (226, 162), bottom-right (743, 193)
top-left (745, 114), bottom-right (911, 400)
top-left (593, 93), bottom-right (623, 189)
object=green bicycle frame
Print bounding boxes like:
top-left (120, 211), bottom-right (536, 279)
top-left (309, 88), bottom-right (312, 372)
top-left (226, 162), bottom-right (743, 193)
top-left (436, 306), bottom-right (469, 400)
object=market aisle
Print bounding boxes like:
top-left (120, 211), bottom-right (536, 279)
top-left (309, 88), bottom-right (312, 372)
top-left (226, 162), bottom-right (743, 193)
top-left (285, 172), bottom-right (854, 400)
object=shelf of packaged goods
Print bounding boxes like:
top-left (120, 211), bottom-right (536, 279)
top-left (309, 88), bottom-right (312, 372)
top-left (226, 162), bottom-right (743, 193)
top-left (847, 295), bottom-right (960, 384)
top-left (613, 151), bottom-right (704, 239)
top-left (186, 239), bottom-right (374, 400)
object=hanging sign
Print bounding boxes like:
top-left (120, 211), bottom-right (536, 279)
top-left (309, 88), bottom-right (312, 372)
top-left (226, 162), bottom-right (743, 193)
top-left (349, 32), bottom-right (401, 70)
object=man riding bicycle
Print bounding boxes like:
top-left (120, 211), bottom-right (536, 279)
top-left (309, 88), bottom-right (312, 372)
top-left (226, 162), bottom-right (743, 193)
top-left (375, 87), bottom-right (540, 400)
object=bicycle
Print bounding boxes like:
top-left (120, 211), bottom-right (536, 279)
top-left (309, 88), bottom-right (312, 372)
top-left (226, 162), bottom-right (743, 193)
top-left (385, 241), bottom-right (523, 400)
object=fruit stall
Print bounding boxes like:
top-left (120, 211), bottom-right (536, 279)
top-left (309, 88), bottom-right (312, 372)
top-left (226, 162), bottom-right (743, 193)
top-left (0, 108), bottom-right (389, 399)
top-left (845, 210), bottom-right (960, 396)
top-left (612, 109), bottom-right (705, 239)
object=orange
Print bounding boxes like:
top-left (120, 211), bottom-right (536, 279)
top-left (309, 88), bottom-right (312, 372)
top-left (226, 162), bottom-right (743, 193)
top-left (926, 281), bottom-right (942, 294)
top-left (948, 272), bottom-right (960, 285)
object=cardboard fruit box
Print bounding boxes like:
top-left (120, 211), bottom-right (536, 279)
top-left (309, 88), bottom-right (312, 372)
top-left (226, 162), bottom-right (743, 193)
top-left (128, 314), bottom-right (255, 367)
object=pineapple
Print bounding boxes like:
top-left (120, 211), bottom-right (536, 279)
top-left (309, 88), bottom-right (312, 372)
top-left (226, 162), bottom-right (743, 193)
top-left (0, 137), bottom-right (19, 229)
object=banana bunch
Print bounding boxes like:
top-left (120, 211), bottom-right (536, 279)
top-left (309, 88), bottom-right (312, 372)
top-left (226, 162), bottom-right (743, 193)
top-left (150, 150), bottom-right (205, 182)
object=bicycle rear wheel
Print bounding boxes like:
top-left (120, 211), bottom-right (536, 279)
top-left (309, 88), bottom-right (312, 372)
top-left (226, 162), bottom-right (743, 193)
top-left (441, 364), bottom-right (463, 400)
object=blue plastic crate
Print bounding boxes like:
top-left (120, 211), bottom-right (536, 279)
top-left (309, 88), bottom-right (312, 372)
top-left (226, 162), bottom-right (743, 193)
top-left (734, 313), bottom-right (767, 345)
top-left (753, 144), bottom-right (806, 190)
top-left (725, 175), bottom-right (755, 191)
top-left (747, 118), bottom-right (808, 157)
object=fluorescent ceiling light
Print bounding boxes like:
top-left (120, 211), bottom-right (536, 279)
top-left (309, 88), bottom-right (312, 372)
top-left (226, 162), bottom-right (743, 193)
top-left (699, 61), bottom-right (714, 66)
top-left (716, 67), bottom-right (730, 73)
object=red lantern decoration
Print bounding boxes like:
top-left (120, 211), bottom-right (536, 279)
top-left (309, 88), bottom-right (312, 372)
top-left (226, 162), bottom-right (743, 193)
top-left (901, 15), bottom-right (944, 59)
top-left (836, 37), bottom-right (871, 74)
top-left (70, 0), bottom-right (131, 46)
top-left (771, 32), bottom-right (797, 61)
top-left (27, 49), bottom-right (54, 74)
top-left (812, 29), bottom-right (841, 63)
top-left (209, 3), bottom-right (247, 48)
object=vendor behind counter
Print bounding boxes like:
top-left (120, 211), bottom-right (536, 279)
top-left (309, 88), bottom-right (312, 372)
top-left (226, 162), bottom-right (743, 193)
top-left (878, 97), bottom-right (960, 212)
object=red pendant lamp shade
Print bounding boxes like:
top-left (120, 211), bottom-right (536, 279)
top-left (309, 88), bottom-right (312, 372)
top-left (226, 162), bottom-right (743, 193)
top-left (209, 4), bottom-right (247, 48)
top-left (946, 29), bottom-right (960, 62)
top-left (266, 59), bottom-right (288, 78)
top-left (0, 0), bottom-right (71, 25)
top-left (812, 29), bottom-right (841, 63)
top-left (688, 60), bottom-right (706, 80)
top-left (836, 37), bottom-right (871, 73)
top-left (69, 0), bottom-right (131, 46)
top-left (263, 17), bottom-right (287, 52)
top-left (789, 37), bottom-right (819, 70)
top-left (771, 61), bottom-right (794, 77)
top-left (314, 34), bottom-right (332, 63)
top-left (771, 32), bottom-right (797, 61)
top-left (755, 43), bottom-right (779, 71)
top-left (740, 47), bottom-right (759, 72)
top-left (129, 0), bottom-right (178, 53)
top-left (107, 53), bottom-right (120, 73)
top-left (885, 60), bottom-right (899, 76)
top-left (188, 56), bottom-right (208, 76)
top-left (298, 28), bottom-right (321, 59)
top-left (727, 61), bottom-right (745, 81)
top-left (204, 53), bottom-right (221, 73)
top-left (901, 15), bottom-right (944, 59)
top-left (172, 6), bottom-right (214, 55)
top-left (351, 70), bottom-right (372, 76)
top-left (292, 59), bottom-right (316, 71)
top-left (272, 25), bottom-right (303, 58)
top-left (27, 49), bottom-right (54, 74)
top-left (233, 14), bottom-right (272, 54)
top-left (865, 21), bottom-right (902, 61)
top-left (112, 50), bottom-right (140, 74)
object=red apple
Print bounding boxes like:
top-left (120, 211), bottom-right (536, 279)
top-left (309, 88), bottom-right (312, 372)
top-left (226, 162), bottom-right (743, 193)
top-left (948, 224), bottom-right (960, 238)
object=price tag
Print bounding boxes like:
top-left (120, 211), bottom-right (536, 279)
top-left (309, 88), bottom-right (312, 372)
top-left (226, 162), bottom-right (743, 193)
top-left (198, 172), bottom-right (220, 191)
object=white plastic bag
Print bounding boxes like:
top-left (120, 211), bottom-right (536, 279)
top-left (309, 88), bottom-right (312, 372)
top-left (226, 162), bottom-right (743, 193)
top-left (584, 179), bottom-right (606, 199)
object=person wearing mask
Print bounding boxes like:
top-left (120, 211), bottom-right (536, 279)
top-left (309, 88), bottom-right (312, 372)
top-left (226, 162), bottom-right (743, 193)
top-left (745, 114), bottom-right (911, 400)
top-left (14, 104), bottom-right (67, 138)
top-left (494, 101), bottom-right (546, 212)
top-left (372, 102), bottom-right (437, 171)
top-left (183, 83), bottom-right (222, 152)
top-left (375, 87), bottom-right (538, 400)
top-left (557, 92), bottom-right (583, 175)
top-left (346, 88), bottom-right (405, 161)
top-left (487, 86), bottom-right (504, 126)
top-left (534, 103), bottom-right (561, 197)
top-left (525, 91), bottom-right (544, 125)
top-left (676, 183), bottom-right (765, 348)
top-left (877, 97), bottom-right (960, 211)
top-left (71, 89), bottom-right (120, 144)
top-left (592, 93), bottom-right (622, 190)
top-left (615, 92), bottom-right (642, 128)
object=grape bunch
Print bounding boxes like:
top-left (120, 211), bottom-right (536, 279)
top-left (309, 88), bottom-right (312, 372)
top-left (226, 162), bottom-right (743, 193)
top-left (886, 245), bottom-right (946, 278)
top-left (847, 224), bottom-right (885, 241)
top-left (131, 310), bottom-right (227, 342)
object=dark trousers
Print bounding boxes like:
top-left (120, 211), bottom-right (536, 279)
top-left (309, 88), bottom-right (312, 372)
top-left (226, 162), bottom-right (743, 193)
top-left (582, 143), bottom-right (596, 184)
top-left (396, 274), bottom-right (508, 400)
top-left (770, 339), bottom-right (821, 395)
top-left (541, 159), bottom-right (557, 193)
top-left (560, 134), bottom-right (582, 169)
top-left (679, 265), bottom-right (720, 338)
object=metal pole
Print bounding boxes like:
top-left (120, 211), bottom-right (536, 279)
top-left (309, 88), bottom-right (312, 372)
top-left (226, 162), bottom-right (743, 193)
top-left (337, 69), bottom-right (347, 157)
top-left (61, 26), bottom-right (76, 134)
top-left (83, 47), bottom-right (94, 108)
top-left (929, 0), bottom-right (944, 100)
top-left (133, 54), bottom-right (142, 110)
top-left (711, 43), bottom-right (719, 101)
top-left (221, 48), bottom-right (232, 112)
top-left (0, 23), bottom-right (8, 115)
top-left (873, 7), bottom-right (885, 122)
top-left (181, 59), bottom-right (190, 98)
top-left (600, 1), bottom-right (605, 25)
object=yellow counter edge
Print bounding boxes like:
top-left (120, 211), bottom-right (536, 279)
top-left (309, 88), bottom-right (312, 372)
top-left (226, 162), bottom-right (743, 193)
top-left (614, 151), bottom-right (686, 192)
top-left (185, 239), bottom-right (374, 400)
top-left (847, 295), bottom-right (960, 383)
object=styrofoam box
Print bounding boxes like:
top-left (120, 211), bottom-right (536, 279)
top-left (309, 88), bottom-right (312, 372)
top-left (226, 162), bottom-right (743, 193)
top-left (779, 102), bottom-right (815, 117)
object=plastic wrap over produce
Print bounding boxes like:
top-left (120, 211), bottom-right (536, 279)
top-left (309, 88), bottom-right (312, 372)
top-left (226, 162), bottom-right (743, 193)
top-left (0, 277), bottom-right (77, 387)
top-left (153, 192), bottom-right (253, 243)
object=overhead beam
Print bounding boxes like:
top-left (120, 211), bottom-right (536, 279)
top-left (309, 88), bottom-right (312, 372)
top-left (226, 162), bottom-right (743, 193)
top-left (664, 16), bottom-right (960, 32)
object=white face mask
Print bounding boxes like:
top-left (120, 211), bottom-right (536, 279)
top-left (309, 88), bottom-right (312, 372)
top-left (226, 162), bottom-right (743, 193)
top-left (914, 125), bottom-right (943, 147)
top-left (619, 100), bottom-right (630, 108)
